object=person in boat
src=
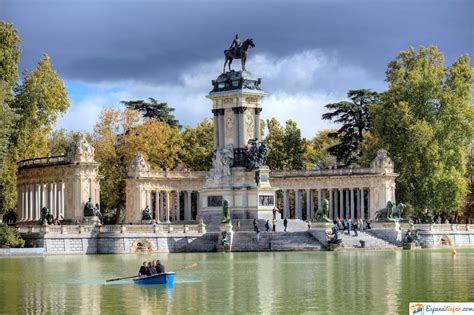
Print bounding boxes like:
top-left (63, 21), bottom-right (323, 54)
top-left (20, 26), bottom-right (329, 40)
top-left (138, 262), bottom-right (148, 276)
top-left (148, 261), bottom-right (157, 275)
top-left (156, 260), bottom-right (165, 274)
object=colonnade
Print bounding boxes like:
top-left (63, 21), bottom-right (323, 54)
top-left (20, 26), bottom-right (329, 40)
top-left (279, 187), bottom-right (370, 221)
top-left (17, 182), bottom-right (65, 221)
top-left (140, 190), bottom-right (201, 222)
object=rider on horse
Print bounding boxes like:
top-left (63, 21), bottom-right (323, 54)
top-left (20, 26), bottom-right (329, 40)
top-left (229, 34), bottom-right (242, 58)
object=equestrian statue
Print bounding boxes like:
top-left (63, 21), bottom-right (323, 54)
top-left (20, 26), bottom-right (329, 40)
top-left (223, 34), bottom-right (256, 73)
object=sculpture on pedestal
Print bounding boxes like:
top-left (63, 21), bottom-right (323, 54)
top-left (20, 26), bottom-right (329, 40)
top-left (142, 205), bottom-right (152, 221)
top-left (208, 145), bottom-right (234, 183)
top-left (39, 207), bottom-right (53, 225)
top-left (374, 201), bottom-right (406, 222)
top-left (223, 35), bottom-right (256, 72)
top-left (244, 138), bottom-right (267, 171)
top-left (66, 133), bottom-right (95, 163)
top-left (83, 198), bottom-right (102, 223)
top-left (221, 200), bottom-right (231, 224)
top-left (315, 199), bottom-right (332, 223)
top-left (129, 152), bottom-right (150, 173)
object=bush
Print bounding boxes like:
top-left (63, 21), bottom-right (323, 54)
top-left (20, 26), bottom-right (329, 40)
top-left (0, 223), bottom-right (25, 248)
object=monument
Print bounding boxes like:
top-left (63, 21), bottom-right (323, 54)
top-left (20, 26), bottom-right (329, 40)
top-left (199, 35), bottom-right (277, 221)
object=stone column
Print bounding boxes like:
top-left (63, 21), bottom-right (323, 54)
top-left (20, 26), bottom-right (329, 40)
top-left (175, 190), bottom-right (180, 221)
top-left (185, 191), bottom-right (192, 221)
top-left (212, 109), bottom-right (219, 149)
top-left (155, 190), bottom-right (160, 222)
top-left (60, 182), bottom-right (65, 219)
top-left (339, 189), bottom-right (344, 219)
top-left (317, 190), bottom-right (322, 210)
top-left (34, 184), bottom-right (39, 220)
top-left (329, 189), bottom-right (333, 219)
top-left (218, 109), bottom-right (225, 148)
top-left (305, 189), bottom-right (311, 221)
top-left (367, 188), bottom-right (371, 219)
top-left (159, 191), bottom-right (164, 222)
top-left (232, 107), bottom-right (240, 148)
top-left (360, 188), bottom-right (365, 220)
top-left (196, 192), bottom-right (201, 219)
top-left (49, 183), bottom-right (53, 214)
top-left (345, 189), bottom-right (350, 219)
top-left (165, 191), bottom-right (170, 222)
top-left (283, 190), bottom-right (289, 219)
top-left (238, 107), bottom-right (247, 148)
top-left (254, 108), bottom-right (262, 140)
top-left (350, 188), bottom-right (355, 219)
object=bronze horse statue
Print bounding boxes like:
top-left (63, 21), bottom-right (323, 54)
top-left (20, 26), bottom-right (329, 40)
top-left (223, 38), bottom-right (255, 73)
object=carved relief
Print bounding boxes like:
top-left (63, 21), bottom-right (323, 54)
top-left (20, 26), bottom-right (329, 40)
top-left (225, 110), bottom-right (233, 130)
top-left (223, 98), bottom-right (233, 105)
top-left (245, 111), bottom-right (254, 136)
top-left (129, 152), bottom-right (150, 173)
top-left (245, 96), bottom-right (258, 103)
top-left (66, 133), bottom-right (95, 163)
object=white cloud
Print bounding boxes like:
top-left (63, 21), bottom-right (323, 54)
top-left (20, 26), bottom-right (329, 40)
top-left (56, 49), bottom-right (383, 137)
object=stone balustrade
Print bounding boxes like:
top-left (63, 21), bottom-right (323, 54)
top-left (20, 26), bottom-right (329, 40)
top-left (17, 223), bottom-right (205, 235)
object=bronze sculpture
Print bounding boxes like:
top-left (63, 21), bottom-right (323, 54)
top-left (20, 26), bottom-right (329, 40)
top-left (223, 35), bottom-right (255, 72)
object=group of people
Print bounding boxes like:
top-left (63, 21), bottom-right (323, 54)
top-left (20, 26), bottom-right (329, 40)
top-left (138, 260), bottom-right (165, 277)
top-left (334, 217), bottom-right (372, 236)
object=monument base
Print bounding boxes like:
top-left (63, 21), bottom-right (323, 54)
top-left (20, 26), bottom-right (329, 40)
top-left (84, 216), bottom-right (99, 225)
top-left (217, 222), bottom-right (233, 252)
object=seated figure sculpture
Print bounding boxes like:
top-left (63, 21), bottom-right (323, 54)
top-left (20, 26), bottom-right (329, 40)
top-left (84, 198), bottom-right (96, 217)
top-left (142, 205), bottom-right (152, 221)
top-left (315, 199), bottom-right (332, 223)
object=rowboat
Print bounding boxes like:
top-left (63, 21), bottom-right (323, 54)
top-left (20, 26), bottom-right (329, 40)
top-left (133, 272), bottom-right (175, 285)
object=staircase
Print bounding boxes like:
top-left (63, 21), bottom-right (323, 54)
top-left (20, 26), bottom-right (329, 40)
top-left (182, 233), bottom-right (219, 252)
top-left (337, 231), bottom-right (398, 249)
top-left (231, 231), bottom-right (323, 251)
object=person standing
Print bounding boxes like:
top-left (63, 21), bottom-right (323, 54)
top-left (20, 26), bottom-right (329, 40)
top-left (236, 220), bottom-right (241, 231)
top-left (283, 218), bottom-right (288, 232)
top-left (265, 220), bottom-right (270, 232)
top-left (255, 225), bottom-right (260, 242)
top-left (272, 218), bottom-right (277, 232)
top-left (307, 220), bottom-right (311, 230)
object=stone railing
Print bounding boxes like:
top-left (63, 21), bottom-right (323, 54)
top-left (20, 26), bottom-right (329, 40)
top-left (18, 155), bottom-right (70, 169)
top-left (271, 167), bottom-right (389, 178)
top-left (410, 224), bottom-right (473, 231)
top-left (142, 170), bottom-right (207, 179)
top-left (17, 223), bottom-right (206, 235)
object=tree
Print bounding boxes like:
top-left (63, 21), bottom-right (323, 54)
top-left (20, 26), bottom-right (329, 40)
top-left (372, 46), bottom-right (474, 217)
top-left (0, 22), bottom-right (20, 165)
top-left (121, 97), bottom-right (180, 128)
top-left (1, 54), bottom-right (70, 214)
top-left (48, 129), bottom-right (75, 156)
top-left (307, 129), bottom-right (339, 168)
top-left (322, 89), bottom-right (379, 165)
top-left (180, 118), bottom-right (214, 171)
top-left (265, 118), bottom-right (286, 170)
top-left (283, 120), bottom-right (305, 170)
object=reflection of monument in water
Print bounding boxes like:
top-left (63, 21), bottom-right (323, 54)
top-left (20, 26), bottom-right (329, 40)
top-left (200, 66), bottom-right (277, 221)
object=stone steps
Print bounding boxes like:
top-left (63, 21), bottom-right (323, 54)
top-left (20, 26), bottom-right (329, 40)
top-left (182, 233), bottom-right (219, 252)
top-left (231, 231), bottom-right (323, 251)
top-left (337, 231), bottom-right (398, 249)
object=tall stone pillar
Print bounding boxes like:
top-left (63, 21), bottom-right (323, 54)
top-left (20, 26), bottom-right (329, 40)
top-left (329, 189), bottom-right (333, 219)
top-left (345, 190), bottom-right (350, 218)
top-left (212, 109), bottom-right (219, 149)
top-left (254, 108), bottom-right (262, 140)
top-left (155, 190), bottom-right (160, 222)
top-left (283, 190), bottom-right (289, 219)
top-left (218, 109), bottom-right (225, 148)
top-left (339, 189), bottom-right (344, 219)
top-left (350, 188), bottom-right (355, 219)
top-left (360, 188), bottom-right (365, 220)
top-left (185, 191), bottom-right (192, 221)
top-left (196, 192), bottom-right (201, 219)
top-left (238, 107), bottom-right (247, 148)
top-left (165, 191), bottom-right (170, 222)
top-left (232, 107), bottom-right (240, 149)
top-left (34, 184), bottom-right (39, 220)
top-left (175, 190), bottom-right (181, 221)
top-left (305, 189), bottom-right (311, 220)
top-left (317, 190), bottom-right (322, 210)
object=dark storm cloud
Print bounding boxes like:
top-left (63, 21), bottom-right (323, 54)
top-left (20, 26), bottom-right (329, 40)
top-left (1, 0), bottom-right (472, 85)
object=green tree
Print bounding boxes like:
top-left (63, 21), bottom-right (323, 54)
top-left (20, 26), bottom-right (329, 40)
top-left (307, 129), bottom-right (339, 168)
top-left (373, 46), bottom-right (474, 217)
top-left (0, 22), bottom-right (20, 165)
top-left (265, 118), bottom-right (286, 170)
top-left (48, 129), bottom-right (75, 156)
top-left (322, 89), bottom-right (379, 165)
top-left (283, 120), bottom-right (305, 170)
top-left (180, 118), bottom-right (214, 171)
top-left (121, 97), bottom-right (180, 128)
top-left (1, 54), bottom-right (70, 214)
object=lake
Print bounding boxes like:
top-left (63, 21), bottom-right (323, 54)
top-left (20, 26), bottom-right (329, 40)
top-left (0, 249), bottom-right (473, 314)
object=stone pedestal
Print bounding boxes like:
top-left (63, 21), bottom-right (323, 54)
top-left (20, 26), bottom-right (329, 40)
top-left (217, 222), bottom-right (233, 252)
top-left (309, 222), bottom-right (335, 247)
top-left (84, 216), bottom-right (99, 225)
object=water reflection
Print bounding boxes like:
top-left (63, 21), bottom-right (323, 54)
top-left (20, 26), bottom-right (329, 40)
top-left (0, 250), bottom-right (473, 314)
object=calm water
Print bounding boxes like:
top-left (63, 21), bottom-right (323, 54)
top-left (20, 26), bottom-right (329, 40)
top-left (0, 250), bottom-right (473, 314)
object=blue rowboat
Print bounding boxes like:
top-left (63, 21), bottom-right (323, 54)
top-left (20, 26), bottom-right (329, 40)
top-left (133, 272), bottom-right (175, 285)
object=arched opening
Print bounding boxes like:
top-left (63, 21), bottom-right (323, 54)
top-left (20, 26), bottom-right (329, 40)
top-left (439, 235), bottom-right (451, 246)
top-left (130, 238), bottom-right (155, 253)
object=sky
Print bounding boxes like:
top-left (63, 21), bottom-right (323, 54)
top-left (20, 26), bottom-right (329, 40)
top-left (1, 0), bottom-right (473, 137)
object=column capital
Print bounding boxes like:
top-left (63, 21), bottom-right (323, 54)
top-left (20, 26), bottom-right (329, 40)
top-left (232, 106), bottom-right (247, 114)
top-left (254, 108), bottom-right (263, 115)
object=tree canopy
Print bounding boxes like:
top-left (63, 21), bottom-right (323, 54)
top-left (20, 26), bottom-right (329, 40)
top-left (372, 46), bottom-right (473, 216)
top-left (121, 97), bottom-right (180, 128)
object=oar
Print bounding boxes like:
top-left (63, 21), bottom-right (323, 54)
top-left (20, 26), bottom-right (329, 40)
top-left (106, 262), bottom-right (198, 283)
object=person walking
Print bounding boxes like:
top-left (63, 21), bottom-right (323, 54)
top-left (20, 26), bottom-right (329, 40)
top-left (307, 220), bottom-right (311, 230)
top-left (265, 220), bottom-right (270, 232)
top-left (283, 218), bottom-right (288, 232)
top-left (255, 225), bottom-right (260, 242)
top-left (272, 218), bottom-right (277, 232)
